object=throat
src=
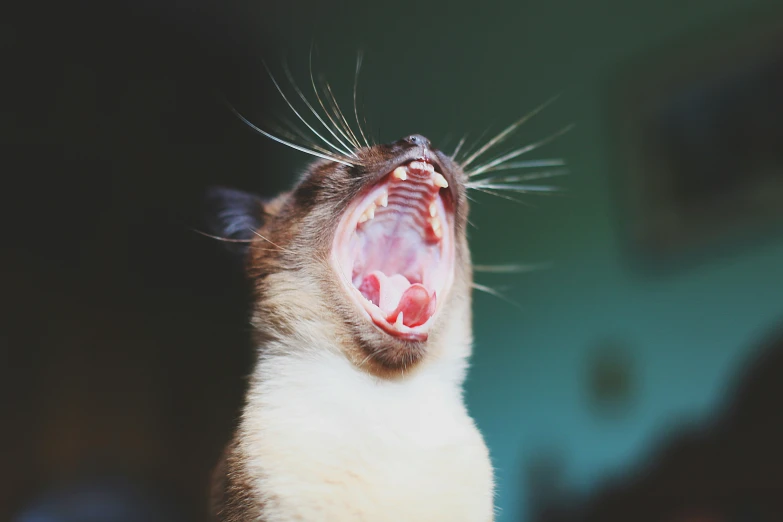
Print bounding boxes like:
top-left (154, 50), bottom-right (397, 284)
top-left (245, 343), bottom-right (466, 423)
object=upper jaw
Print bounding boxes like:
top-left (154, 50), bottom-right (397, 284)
top-left (331, 157), bottom-right (455, 342)
top-left (368, 148), bottom-right (451, 192)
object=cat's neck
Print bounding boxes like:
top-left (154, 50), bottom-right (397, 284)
top-left (247, 340), bottom-right (468, 408)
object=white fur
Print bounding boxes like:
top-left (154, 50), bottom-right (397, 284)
top-left (238, 342), bottom-right (495, 521)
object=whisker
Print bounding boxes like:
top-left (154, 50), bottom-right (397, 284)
top-left (471, 283), bottom-right (523, 311)
top-left (282, 61), bottom-right (357, 157)
top-left (466, 183), bottom-right (562, 193)
top-left (477, 159), bottom-right (566, 173)
top-left (353, 50), bottom-right (371, 148)
top-left (309, 46), bottom-right (360, 153)
top-left (270, 116), bottom-right (341, 157)
top-left (263, 61), bottom-right (354, 159)
top-left (192, 228), bottom-right (253, 243)
top-left (473, 263), bottom-right (551, 273)
top-left (461, 95), bottom-right (560, 169)
top-left (472, 169), bottom-right (569, 183)
top-left (191, 229), bottom-right (282, 253)
top-left (451, 134), bottom-right (467, 160)
top-left (323, 79), bottom-right (362, 149)
top-left (249, 229), bottom-right (293, 254)
top-left (361, 89), bottom-right (375, 146)
top-left (223, 100), bottom-right (355, 166)
top-left (468, 186), bottom-right (529, 204)
top-left (458, 127), bottom-right (492, 166)
top-left (467, 124), bottom-right (575, 177)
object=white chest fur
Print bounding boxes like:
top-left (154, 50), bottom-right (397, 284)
top-left (239, 351), bottom-right (495, 522)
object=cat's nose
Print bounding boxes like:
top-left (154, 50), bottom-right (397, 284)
top-left (402, 134), bottom-right (431, 148)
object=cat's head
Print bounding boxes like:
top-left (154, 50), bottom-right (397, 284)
top-left (206, 134), bottom-right (473, 377)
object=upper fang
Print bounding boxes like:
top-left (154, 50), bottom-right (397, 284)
top-left (433, 173), bottom-right (448, 188)
top-left (393, 167), bottom-right (408, 181)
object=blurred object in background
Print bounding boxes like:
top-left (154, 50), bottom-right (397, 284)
top-left (585, 338), bottom-right (637, 418)
top-left (1, 2), bottom-right (278, 520)
top-left (14, 475), bottom-right (184, 522)
top-left (531, 323), bottom-right (783, 522)
top-left (612, 10), bottom-right (783, 270)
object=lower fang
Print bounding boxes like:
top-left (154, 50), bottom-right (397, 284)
top-left (358, 203), bottom-right (376, 224)
top-left (431, 218), bottom-right (443, 239)
top-left (395, 312), bottom-right (404, 328)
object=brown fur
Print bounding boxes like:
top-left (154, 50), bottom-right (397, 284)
top-left (243, 137), bottom-right (469, 376)
top-left (210, 135), bottom-right (476, 519)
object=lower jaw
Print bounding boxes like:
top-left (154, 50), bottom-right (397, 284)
top-left (371, 314), bottom-right (431, 342)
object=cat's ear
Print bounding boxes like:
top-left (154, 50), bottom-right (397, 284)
top-left (203, 186), bottom-right (267, 257)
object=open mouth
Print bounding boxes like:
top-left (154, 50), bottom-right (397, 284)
top-left (331, 160), bottom-right (454, 342)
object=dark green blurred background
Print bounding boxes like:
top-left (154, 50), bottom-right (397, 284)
top-left (3, 1), bottom-right (783, 521)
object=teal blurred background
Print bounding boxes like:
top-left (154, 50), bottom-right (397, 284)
top-left (251, 1), bottom-right (783, 520)
top-left (3, 0), bottom-right (783, 521)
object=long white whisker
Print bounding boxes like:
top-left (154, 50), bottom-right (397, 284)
top-left (224, 101), bottom-right (354, 166)
top-left (249, 229), bottom-right (293, 254)
top-left (192, 229), bottom-right (281, 253)
top-left (467, 124), bottom-right (575, 177)
top-left (361, 90), bottom-right (375, 145)
top-left (459, 127), bottom-right (491, 166)
top-left (461, 95), bottom-right (560, 169)
top-left (283, 61), bottom-right (357, 157)
top-left (469, 186), bottom-right (528, 204)
top-left (467, 183), bottom-right (562, 193)
top-left (323, 80), bottom-right (362, 149)
top-left (451, 134), bottom-right (467, 160)
top-left (473, 263), bottom-right (551, 273)
top-left (309, 47), bottom-right (360, 153)
top-left (471, 283), bottom-right (523, 311)
top-left (263, 61), bottom-right (354, 158)
top-left (353, 50), bottom-right (371, 148)
top-left (477, 159), bottom-right (566, 173)
top-left (268, 117), bottom-right (341, 157)
top-left (471, 169), bottom-right (569, 184)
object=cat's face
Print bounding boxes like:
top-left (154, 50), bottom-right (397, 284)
top-left (207, 135), bottom-right (473, 376)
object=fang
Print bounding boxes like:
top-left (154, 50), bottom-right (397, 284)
top-left (433, 173), bottom-right (448, 188)
top-left (395, 312), bottom-right (404, 328)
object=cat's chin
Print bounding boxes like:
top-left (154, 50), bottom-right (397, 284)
top-left (331, 158), bottom-right (455, 343)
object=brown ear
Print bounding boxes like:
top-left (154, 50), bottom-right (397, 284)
top-left (203, 186), bottom-right (267, 257)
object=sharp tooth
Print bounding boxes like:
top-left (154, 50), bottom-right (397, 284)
top-left (431, 217), bottom-right (443, 239)
top-left (429, 201), bottom-right (437, 217)
top-left (377, 192), bottom-right (388, 207)
top-left (358, 202), bottom-right (376, 224)
top-left (392, 167), bottom-right (408, 181)
top-left (395, 312), bottom-right (404, 328)
top-left (433, 172), bottom-right (448, 188)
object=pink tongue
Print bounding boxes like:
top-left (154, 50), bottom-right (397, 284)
top-left (358, 271), bottom-right (435, 328)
